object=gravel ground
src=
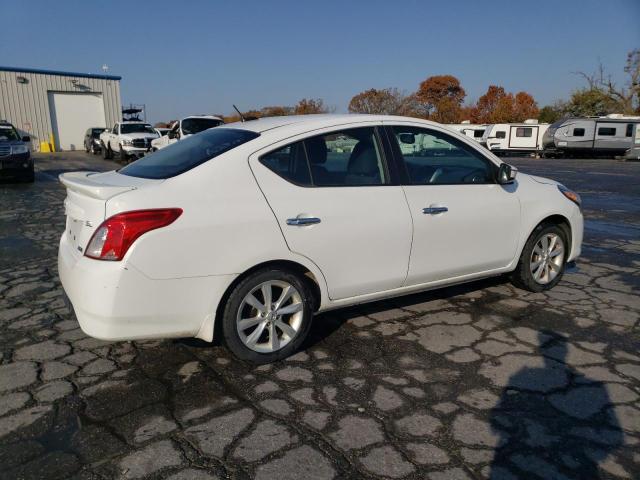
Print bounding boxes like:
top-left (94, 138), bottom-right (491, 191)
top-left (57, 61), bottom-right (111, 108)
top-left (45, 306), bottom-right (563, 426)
top-left (0, 152), bottom-right (638, 480)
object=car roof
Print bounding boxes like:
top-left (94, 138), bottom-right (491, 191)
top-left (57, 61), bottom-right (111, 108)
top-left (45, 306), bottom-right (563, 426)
top-left (222, 114), bottom-right (442, 133)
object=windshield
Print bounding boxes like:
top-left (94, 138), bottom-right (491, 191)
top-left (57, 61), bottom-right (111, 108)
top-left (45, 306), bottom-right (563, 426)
top-left (121, 123), bottom-right (156, 135)
top-left (181, 118), bottom-right (223, 135)
top-left (0, 126), bottom-right (20, 141)
top-left (119, 128), bottom-right (260, 179)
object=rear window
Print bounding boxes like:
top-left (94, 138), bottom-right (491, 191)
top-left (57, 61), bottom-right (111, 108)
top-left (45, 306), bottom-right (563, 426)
top-left (119, 128), bottom-right (260, 179)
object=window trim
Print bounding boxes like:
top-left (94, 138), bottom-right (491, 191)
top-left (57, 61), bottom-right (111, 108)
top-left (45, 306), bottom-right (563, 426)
top-left (384, 124), bottom-right (500, 186)
top-left (597, 126), bottom-right (617, 137)
top-left (515, 127), bottom-right (533, 138)
top-left (257, 125), bottom-right (397, 188)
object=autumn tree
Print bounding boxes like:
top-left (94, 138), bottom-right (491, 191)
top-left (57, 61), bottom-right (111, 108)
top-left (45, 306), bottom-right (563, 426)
top-left (294, 98), bottom-right (330, 115)
top-left (538, 103), bottom-right (567, 123)
top-left (513, 92), bottom-right (539, 120)
top-left (415, 75), bottom-right (466, 123)
top-left (348, 88), bottom-right (402, 115)
top-left (261, 106), bottom-right (293, 117)
top-left (564, 88), bottom-right (620, 117)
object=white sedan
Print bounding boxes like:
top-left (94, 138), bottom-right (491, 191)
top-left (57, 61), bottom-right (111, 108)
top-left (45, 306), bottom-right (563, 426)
top-left (58, 114), bottom-right (583, 363)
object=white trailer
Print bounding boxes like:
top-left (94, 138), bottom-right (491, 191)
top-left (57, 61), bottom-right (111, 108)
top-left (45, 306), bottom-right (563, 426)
top-left (481, 120), bottom-right (549, 155)
top-left (446, 121), bottom-right (488, 142)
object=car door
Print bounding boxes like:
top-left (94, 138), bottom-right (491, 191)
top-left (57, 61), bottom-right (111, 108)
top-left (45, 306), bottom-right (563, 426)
top-left (250, 124), bottom-right (413, 300)
top-left (385, 123), bottom-right (521, 285)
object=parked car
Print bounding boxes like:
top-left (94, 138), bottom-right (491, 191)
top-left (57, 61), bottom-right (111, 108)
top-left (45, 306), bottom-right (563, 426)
top-left (99, 121), bottom-right (159, 161)
top-left (59, 114), bottom-right (583, 363)
top-left (0, 121), bottom-right (33, 182)
top-left (151, 115), bottom-right (223, 151)
top-left (84, 127), bottom-right (106, 154)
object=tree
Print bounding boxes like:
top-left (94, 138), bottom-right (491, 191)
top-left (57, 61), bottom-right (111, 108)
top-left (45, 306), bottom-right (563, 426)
top-left (538, 103), bottom-right (566, 124)
top-left (349, 88), bottom-right (406, 115)
top-left (513, 91), bottom-right (539, 121)
top-left (415, 75), bottom-right (466, 122)
top-left (294, 98), bottom-right (330, 115)
top-left (470, 86), bottom-right (539, 123)
top-left (564, 88), bottom-right (619, 117)
top-left (574, 49), bottom-right (640, 114)
top-left (471, 85), bottom-right (513, 123)
top-left (261, 106), bottom-right (293, 117)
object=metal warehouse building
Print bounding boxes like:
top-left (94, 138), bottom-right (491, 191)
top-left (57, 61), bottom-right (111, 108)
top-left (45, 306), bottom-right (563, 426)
top-left (0, 66), bottom-right (121, 151)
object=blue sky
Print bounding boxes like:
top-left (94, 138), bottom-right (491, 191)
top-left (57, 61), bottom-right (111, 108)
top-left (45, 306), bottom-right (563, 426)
top-left (2, 0), bottom-right (639, 122)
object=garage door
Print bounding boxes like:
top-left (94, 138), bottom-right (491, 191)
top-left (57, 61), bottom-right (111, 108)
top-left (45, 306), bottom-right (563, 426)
top-left (48, 92), bottom-right (106, 151)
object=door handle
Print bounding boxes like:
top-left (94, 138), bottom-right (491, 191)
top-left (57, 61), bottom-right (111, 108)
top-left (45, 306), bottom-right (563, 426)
top-left (423, 206), bottom-right (448, 215)
top-left (286, 217), bottom-right (321, 226)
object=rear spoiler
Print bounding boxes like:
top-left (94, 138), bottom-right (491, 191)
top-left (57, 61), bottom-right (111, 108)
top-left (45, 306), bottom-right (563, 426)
top-left (59, 171), bottom-right (138, 201)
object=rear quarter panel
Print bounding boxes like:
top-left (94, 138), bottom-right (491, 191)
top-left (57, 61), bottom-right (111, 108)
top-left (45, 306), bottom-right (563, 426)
top-left (105, 146), bottom-right (310, 281)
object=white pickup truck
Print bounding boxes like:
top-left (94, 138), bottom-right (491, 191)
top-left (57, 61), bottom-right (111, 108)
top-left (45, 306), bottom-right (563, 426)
top-left (151, 115), bottom-right (223, 151)
top-left (100, 121), bottom-right (160, 161)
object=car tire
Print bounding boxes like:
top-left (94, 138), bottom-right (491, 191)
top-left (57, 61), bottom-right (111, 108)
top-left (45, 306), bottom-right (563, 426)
top-left (511, 224), bottom-right (567, 292)
top-left (85, 143), bottom-right (90, 153)
top-left (119, 146), bottom-right (128, 163)
top-left (102, 143), bottom-right (110, 159)
top-left (221, 268), bottom-right (314, 364)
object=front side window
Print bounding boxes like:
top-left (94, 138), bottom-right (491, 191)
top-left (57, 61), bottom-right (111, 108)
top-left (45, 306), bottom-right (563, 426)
top-left (392, 126), bottom-right (494, 185)
top-left (474, 129), bottom-right (485, 138)
top-left (598, 127), bottom-right (616, 136)
top-left (121, 123), bottom-right (156, 135)
top-left (495, 131), bottom-right (506, 139)
top-left (573, 128), bottom-right (585, 137)
top-left (120, 128), bottom-right (259, 179)
top-left (181, 118), bottom-right (223, 135)
top-left (516, 127), bottom-right (533, 137)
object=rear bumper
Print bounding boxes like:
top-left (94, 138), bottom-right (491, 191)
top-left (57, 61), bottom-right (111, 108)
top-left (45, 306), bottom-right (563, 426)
top-left (58, 233), bottom-right (235, 341)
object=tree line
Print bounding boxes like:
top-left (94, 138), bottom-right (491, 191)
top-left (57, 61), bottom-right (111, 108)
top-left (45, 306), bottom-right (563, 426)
top-left (156, 49), bottom-right (638, 127)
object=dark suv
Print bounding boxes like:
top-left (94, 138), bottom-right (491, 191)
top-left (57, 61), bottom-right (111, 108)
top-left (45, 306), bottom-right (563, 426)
top-left (84, 127), bottom-right (106, 154)
top-left (0, 121), bottom-right (33, 182)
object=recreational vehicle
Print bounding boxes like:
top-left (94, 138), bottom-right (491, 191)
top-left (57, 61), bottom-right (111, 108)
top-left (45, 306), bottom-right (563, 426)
top-left (542, 114), bottom-right (640, 158)
top-left (446, 121), bottom-right (487, 142)
top-left (480, 120), bottom-right (549, 155)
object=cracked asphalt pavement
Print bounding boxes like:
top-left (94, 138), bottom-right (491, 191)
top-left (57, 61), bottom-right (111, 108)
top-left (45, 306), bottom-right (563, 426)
top-left (0, 152), bottom-right (639, 480)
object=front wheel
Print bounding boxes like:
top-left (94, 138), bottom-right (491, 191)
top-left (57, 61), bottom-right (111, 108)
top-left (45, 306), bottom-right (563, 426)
top-left (221, 268), bottom-right (314, 363)
top-left (512, 224), bottom-right (567, 292)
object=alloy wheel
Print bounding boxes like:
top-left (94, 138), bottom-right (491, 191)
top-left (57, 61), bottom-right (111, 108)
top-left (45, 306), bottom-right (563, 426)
top-left (236, 280), bottom-right (304, 353)
top-left (530, 233), bottom-right (565, 285)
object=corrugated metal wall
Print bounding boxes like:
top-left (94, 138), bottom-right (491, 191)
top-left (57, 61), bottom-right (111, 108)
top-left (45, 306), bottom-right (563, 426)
top-left (0, 70), bottom-right (121, 151)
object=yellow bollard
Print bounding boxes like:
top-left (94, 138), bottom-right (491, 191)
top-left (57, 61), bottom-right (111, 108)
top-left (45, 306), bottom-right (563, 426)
top-left (40, 141), bottom-right (51, 153)
top-left (49, 133), bottom-right (56, 152)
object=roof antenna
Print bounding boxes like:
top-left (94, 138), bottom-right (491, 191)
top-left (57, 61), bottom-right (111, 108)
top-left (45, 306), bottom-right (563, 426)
top-left (232, 104), bottom-right (245, 122)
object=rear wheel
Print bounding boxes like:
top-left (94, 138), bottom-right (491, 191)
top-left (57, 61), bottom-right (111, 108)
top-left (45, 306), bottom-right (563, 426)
top-left (221, 268), bottom-right (314, 363)
top-left (512, 224), bottom-right (567, 292)
top-left (102, 143), bottom-right (111, 159)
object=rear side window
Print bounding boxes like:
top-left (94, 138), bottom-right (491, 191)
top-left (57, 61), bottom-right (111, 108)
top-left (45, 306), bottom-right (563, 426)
top-left (259, 127), bottom-right (388, 187)
top-left (598, 127), bottom-right (616, 136)
top-left (495, 131), bottom-right (506, 139)
top-left (120, 128), bottom-right (259, 179)
top-left (573, 128), bottom-right (585, 137)
top-left (474, 129), bottom-right (484, 138)
top-left (516, 127), bottom-right (533, 137)
top-left (260, 142), bottom-right (311, 186)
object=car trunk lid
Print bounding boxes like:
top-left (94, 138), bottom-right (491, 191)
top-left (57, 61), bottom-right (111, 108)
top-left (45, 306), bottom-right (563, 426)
top-left (59, 171), bottom-right (160, 256)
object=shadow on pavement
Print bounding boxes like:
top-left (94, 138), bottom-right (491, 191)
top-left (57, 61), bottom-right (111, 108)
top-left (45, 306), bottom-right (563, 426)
top-left (489, 330), bottom-right (623, 479)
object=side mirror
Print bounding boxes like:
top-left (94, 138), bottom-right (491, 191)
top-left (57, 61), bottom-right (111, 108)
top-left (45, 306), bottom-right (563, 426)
top-left (21, 136), bottom-right (30, 142)
top-left (497, 163), bottom-right (517, 184)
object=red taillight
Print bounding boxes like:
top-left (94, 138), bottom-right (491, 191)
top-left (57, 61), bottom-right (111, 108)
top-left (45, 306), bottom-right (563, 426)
top-left (85, 209), bottom-right (182, 261)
